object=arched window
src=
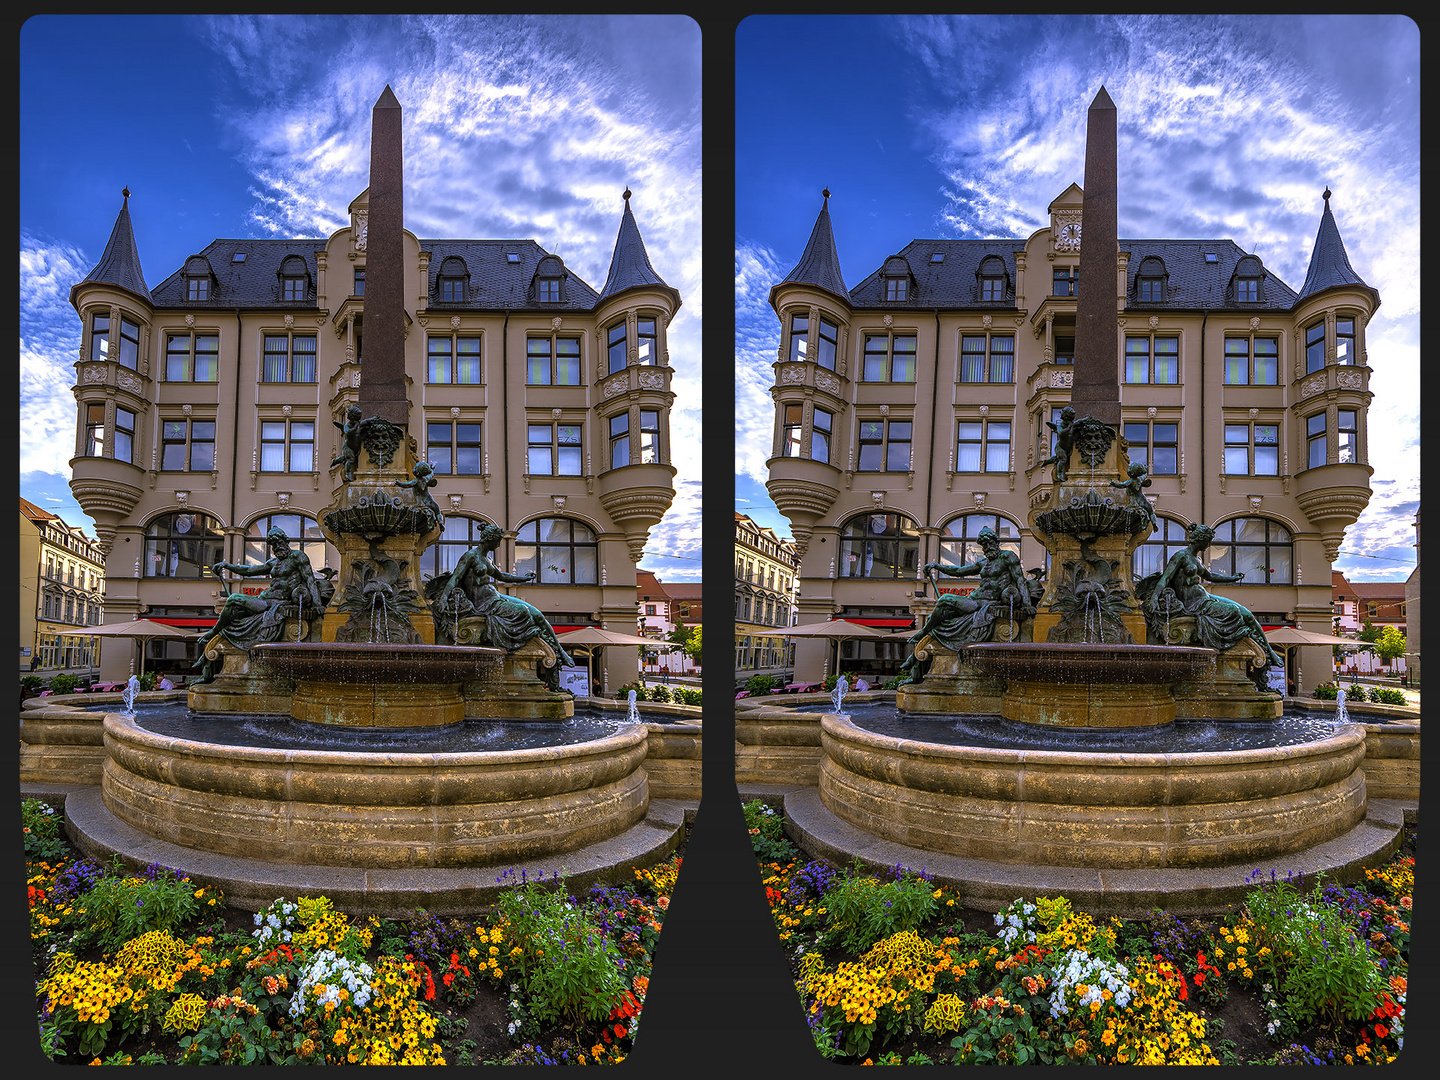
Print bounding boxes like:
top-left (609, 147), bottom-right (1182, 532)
top-left (838, 512), bottom-right (919, 580)
top-left (1207, 518), bottom-right (1293, 585)
top-left (531, 254), bottom-right (565, 303)
top-left (436, 256), bottom-right (469, 303)
top-left (514, 518), bottom-right (598, 584)
top-left (1131, 516), bottom-right (1189, 580)
top-left (937, 514), bottom-right (1021, 569)
top-left (184, 255), bottom-right (215, 302)
top-left (144, 512), bottom-right (225, 579)
top-left (976, 255), bottom-right (1009, 303)
top-left (1134, 256), bottom-right (1167, 303)
top-left (245, 513), bottom-right (333, 573)
top-left (278, 255), bottom-right (311, 303)
top-left (418, 515), bottom-right (495, 582)
top-left (1229, 254), bottom-right (1264, 303)
top-left (881, 255), bottom-right (913, 302)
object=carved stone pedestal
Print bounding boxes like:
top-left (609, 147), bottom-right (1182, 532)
top-left (1169, 632), bottom-right (1284, 721)
top-left (187, 622), bottom-right (309, 715)
top-left (462, 636), bottom-right (575, 720)
top-left (895, 635), bottom-right (1006, 715)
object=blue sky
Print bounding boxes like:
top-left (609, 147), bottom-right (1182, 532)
top-left (735, 14), bottom-right (1420, 583)
top-left (19, 13), bottom-right (703, 581)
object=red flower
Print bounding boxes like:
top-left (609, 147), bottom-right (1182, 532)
top-left (614, 1024), bottom-right (627, 1039)
top-left (1375, 1024), bottom-right (1389, 1039)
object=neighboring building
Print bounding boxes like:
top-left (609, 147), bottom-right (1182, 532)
top-left (1333, 570), bottom-right (1409, 676)
top-left (766, 184), bottom-right (1377, 693)
top-left (734, 510), bottom-right (800, 681)
top-left (636, 569), bottom-right (701, 677)
top-left (1332, 569), bottom-right (1362, 634)
top-left (67, 183), bottom-right (680, 691)
top-left (1404, 506), bottom-right (1419, 685)
top-left (20, 497), bottom-right (105, 681)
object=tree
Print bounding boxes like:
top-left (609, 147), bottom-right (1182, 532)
top-left (680, 625), bottom-right (702, 664)
top-left (1375, 626), bottom-right (1407, 667)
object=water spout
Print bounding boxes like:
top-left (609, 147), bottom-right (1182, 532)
top-left (122, 675), bottom-right (140, 716)
top-left (831, 674), bottom-right (849, 717)
top-left (1335, 687), bottom-right (1349, 724)
top-left (626, 689), bottom-right (640, 724)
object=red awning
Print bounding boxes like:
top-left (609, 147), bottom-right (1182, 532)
top-left (838, 618), bottom-right (915, 629)
top-left (147, 617), bottom-right (216, 628)
top-left (553, 624), bottom-right (602, 633)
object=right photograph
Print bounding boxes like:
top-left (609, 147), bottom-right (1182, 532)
top-left (735, 14), bottom-right (1419, 1067)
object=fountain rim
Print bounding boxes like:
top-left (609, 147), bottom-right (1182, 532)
top-left (103, 709), bottom-right (649, 767)
top-left (819, 712), bottom-right (1367, 767)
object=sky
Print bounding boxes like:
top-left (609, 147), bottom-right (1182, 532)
top-left (735, 14), bottom-right (1420, 584)
top-left (18, 13), bottom-right (703, 581)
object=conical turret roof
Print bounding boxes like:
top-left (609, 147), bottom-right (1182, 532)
top-left (1297, 189), bottom-right (1370, 301)
top-left (780, 189), bottom-right (848, 299)
top-left (600, 189), bottom-right (671, 299)
top-left (80, 188), bottom-right (150, 301)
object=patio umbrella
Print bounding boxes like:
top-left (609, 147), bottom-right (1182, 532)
top-left (554, 626), bottom-right (661, 696)
top-left (1263, 626), bottom-right (1364, 648)
top-left (87, 619), bottom-right (200, 678)
top-left (783, 619), bottom-right (899, 678)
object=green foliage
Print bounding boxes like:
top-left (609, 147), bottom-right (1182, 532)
top-left (745, 674), bottom-right (777, 696)
top-left (822, 870), bottom-right (939, 954)
top-left (69, 872), bottom-right (200, 953)
top-left (178, 997), bottom-right (297, 1065)
top-left (22, 673), bottom-right (46, 697)
top-left (616, 681), bottom-right (648, 701)
top-left (671, 687), bottom-right (702, 706)
top-left (138, 671), bottom-right (158, 691)
top-left (22, 798), bottom-right (71, 863)
top-left (680, 624), bottom-right (701, 662)
top-left (743, 798), bottom-right (798, 863)
top-left (647, 684), bottom-right (671, 703)
top-left (47, 673), bottom-right (80, 695)
top-left (1374, 687), bottom-right (1407, 706)
top-left (1311, 682), bottom-right (1339, 700)
top-left (1374, 626), bottom-right (1406, 663)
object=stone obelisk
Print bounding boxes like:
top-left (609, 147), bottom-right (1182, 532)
top-left (1068, 86), bottom-right (1120, 426)
top-left (361, 85), bottom-right (408, 426)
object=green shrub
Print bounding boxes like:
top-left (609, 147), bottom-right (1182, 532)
top-left (1311, 682), bottom-right (1338, 700)
top-left (22, 798), bottom-right (70, 863)
top-left (822, 869), bottom-right (939, 953)
top-left (69, 870), bottom-right (200, 953)
top-left (21, 674), bottom-right (45, 698)
top-left (616, 682), bottom-right (648, 701)
top-left (648, 684), bottom-right (671, 703)
top-left (671, 687), bottom-right (702, 706)
top-left (138, 671), bottom-right (158, 691)
top-left (745, 674), bottom-right (777, 696)
top-left (46, 673), bottom-right (79, 695)
top-left (1374, 688), bottom-right (1407, 706)
top-left (743, 798), bottom-right (798, 864)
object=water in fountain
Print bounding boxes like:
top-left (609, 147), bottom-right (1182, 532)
top-left (831, 674), bottom-right (849, 716)
top-left (1335, 686), bottom-right (1349, 723)
top-left (626, 689), bottom-right (640, 723)
top-left (122, 675), bottom-right (140, 715)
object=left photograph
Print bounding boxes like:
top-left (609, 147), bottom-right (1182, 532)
top-left (20, 14), bottom-right (701, 1066)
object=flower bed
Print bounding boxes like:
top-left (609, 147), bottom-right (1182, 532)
top-left (745, 797), bottom-right (1414, 1065)
top-left (26, 797), bottom-right (680, 1065)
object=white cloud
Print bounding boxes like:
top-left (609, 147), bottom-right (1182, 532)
top-left (20, 235), bottom-right (91, 477)
top-left (734, 241), bottom-right (787, 488)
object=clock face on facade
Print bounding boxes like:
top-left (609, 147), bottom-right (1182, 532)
top-left (1055, 219), bottom-right (1082, 251)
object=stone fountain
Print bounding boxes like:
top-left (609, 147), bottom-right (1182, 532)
top-left (49, 88), bottom-right (692, 915)
top-left (771, 89), bottom-right (1404, 913)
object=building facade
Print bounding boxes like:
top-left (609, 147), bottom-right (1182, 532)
top-left (20, 497), bottom-right (105, 680)
top-left (734, 510), bottom-right (799, 681)
top-left (67, 185), bottom-right (680, 690)
top-left (636, 569), bottom-right (701, 677)
top-left (1404, 507), bottom-right (1419, 686)
top-left (766, 184), bottom-right (1377, 693)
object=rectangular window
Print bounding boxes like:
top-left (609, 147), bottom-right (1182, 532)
top-left (812, 407), bottom-right (832, 464)
top-left (188, 278), bottom-right (208, 301)
top-left (526, 337), bottom-right (577, 385)
top-left (639, 410), bottom-right (660, 464)
top-left (885, 278), bottom-right (907, 301)
top-left (981, 276), bottom-right (1004, 302)
top-left (118, 318), bottom-right (140, 369)
top-left (1125, 421), bottom-right (1178, 475)
top-left (1224, 425), bottom-right (1250, 475)
top-left (1053, 267), bottom-right (1078, 296)
top-left (960, 336), bottom-right (985, 382)
top-left (1125, 337), bottom-right (1150, 383)
top-left (1237, 278), bottom-right (1258, 302)
top-left (960, 334), bottom-right (1014, 382)
top-left (161, 419), bottom-right (216, 471)
top-left (114, 408), bottom-right (135, 463)
top-left (989, 336), bottom-right (1014, 383)
top-left (537, 278), bottom-right (560, 303)
top-left (985, 421), bottom-right (1011, 472)
top-left (608, 321), bottom-right (628, 374)
top-left (637, 318), bottom-right (656, 364)
top-left (610, 414), bottom-right (630, 469)
top-left (816, 318), bottom-right (838, 370)
top-left (1254, 337), bottom-right (1278, 384)
top-left (554, 338), bottom-right (579, 384)
top-left (427, 422), bottom-right (454, 474)
top-left (1254, 423), bottom-right (1279, 475)
top-left (441, 277), bottom-right (464, 303)
top-left (863, 335), bottom-right (888, 382)
top-left (166, 334), bottom-right (219, 382)
top-left (262, 335), bottom-right (316, 382)
top-left (1153, 337), bottom-right (1177, 383)
top-left (1138, 277), bottom-right (1162, 302)
top-left (1225, 336), bottom-right (1279, 385)
top-left (1054, 335), bottom-right (1075, 364)
top-left (84, 404), bottom-right (105, 456)
top-left (529, 425), bottom-right (554, 475)
top-left (1307, 412), bottom-right (1327, 468)
top-left (1305, 321), bottom-right (1326, 374)
top-left (957, 420), bottom-right (1009, 472)
top-left (282, 277), bottom-right (305, 302)
top-left (857, 420), bottom-right (885, 471)
top-left (885, 421), bottom-right (912, 471)
top-left (781, 404), bottom-right (802, 458)
top-left (861, 334), bottom-right (917, 382)
top-left (259, 420), bottom-right (312, 472)
top-left (1224, 339), bottom-right (1249, 385)
top-left (1337, 410), bottom-right (1358, 463)
top-left (353, 269), bottom-right (365, 296)
top-left (1125, 335), bottom-right (1177, 383)
top-left (91, 314), bottom-right (110, 362)
top-left (556, 423), bottom-right (582, 475)
top-left (787, 314), bottom-right (809, 364)
top-left (1336, 317), bottom-right (1355, 365)
top-left (430, 337), bottom-right (455, 384)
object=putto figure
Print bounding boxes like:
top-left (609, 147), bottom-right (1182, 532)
top-left (1110, 460), bottom-right (1157, 528)
top-left (395, 460), bottom-right (442, 532)
top-left (191, 528), bottom-right (325, 682)
top-left (330, 404), bottom-right (364, 482)
top-left (1038, 405), bottom-right (1077, 481)
top-left (907, 525), bottom-right (1034, 652)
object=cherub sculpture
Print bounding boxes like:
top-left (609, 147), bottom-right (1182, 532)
top-left (1110, 460), bottom-right (1157, 528)
top-left (331, 405), bottom-right (364, 482)
top-left (395, 460), bottom-right (442, 532)
top-left (1038, 405), bottom-right (1077, 482)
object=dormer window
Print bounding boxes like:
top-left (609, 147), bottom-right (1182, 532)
top-left (538, 278), bottom-right (560, 302)
top-left (1134, 256), bottom-right (1167, 303)
top-left (277, 254), bottom-right (310, 304)
top-left (530, 253), bottom-right (566, 304)
top-left (184, 254), bottom-right (215, 302)
top-left (977, 255), bottom-right (1008, 303)
top-left (1229, 254), bottom-right (1264, 304)
top-left (881, 254), bottom-right (913, 302)
top-left (437, 256), bottom-right (469, 303)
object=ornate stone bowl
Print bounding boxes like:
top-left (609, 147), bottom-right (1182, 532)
top-left (963, 642), bottom-right (1215, 684)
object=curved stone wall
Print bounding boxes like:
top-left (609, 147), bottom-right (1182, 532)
top-left (100, 713), bottom-right (650, 869)
top-left (819, 714), bottom-right (1368, 870)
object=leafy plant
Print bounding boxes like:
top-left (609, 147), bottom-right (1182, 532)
top-left (745, 674), bottom-right (777, 696)
top-left (68, 871), bottom-right (200, 953)
top-left (22, 673), bottom-right (45, 697)
top-left (46, 673), bottom-right (79, 695)
top-left (22, 798), bottom-right (71, 863)
top-left (1374, 687), bottom-right (1407, 706)
top-left (822, 869), bottom-right (939, 954)
top-left (1311, 682), bottom-right (1339, 700)
top-left (743, 798), bottom-right (798, 863)
top-left (648, 684), bottom-right (672, 703)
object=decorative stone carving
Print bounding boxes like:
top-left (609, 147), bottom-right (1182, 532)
top-left (1337, 370), bottom-right (1363, 389)
top-left (1149, 315), bottom-right (1159, 329)
top-left (352, 209), bottom-right (368, 252)
top-left (973, 492), bottom-right (986, 507)
top-left (638, 370), bottom-right (664, 389)
top-left (1053, 211), bottom-right (1082, 252)
top-left (979, 405), bottom-right (989, 416)
top-left (183, 404), bottom-right (193, 415)
top-left (277, 492), bottom-right (290, 507)
top-left (1146, 406), bottom-right (1157, 418)
top-left (450, 406), bottom-right (461, 418)
top-left (779, 364), bottom-right (806, 384)
top-left (603, 374), bottom-right (628, 398)
top-left (360, 417), bottom-right (405, 470)
top-left (285, 314), bottom-right (294, 329)
top-left (879, 404), bottom-right (890, 415)
top-left (553, 495), bottom-right (567, 511)
top-left (883, 314), bottom-right (893, 327)
top-left (982, 314), bottom-right (993, 328)
top-left (552, 317), bottom-right (563, 329)
top-left (185, 314), bottom-right (195, 327)
top-left (117, 372), bottom-right (142, 393)
top-left (451, 316), bottom-right (461, 328)
top-left (282, 404), bottom-right (292, 416)
top-left (1073, 415), bottom-right (1117, 468)
top-left (174, 490), bottom-right (189, 506)
top-left (1050, 370), bottom-right (1073, 387)
top-left (1250, 317), bottom-right (1261, 330)
top-left (815, 371), bottom-right (840, 394)
top-left (1248, 408), bottom-right (1258, 419)
top-left (1301, 375), bottom-right (1326, 398)
top-left (871, 490), bottom-right (885, 507)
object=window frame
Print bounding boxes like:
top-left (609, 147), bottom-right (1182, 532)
top-left (426, 332), bottom-right (482, 385)
top-left (528, 421), bottom-right (584, 476)
top-left (1335, 317), bottom-right (1356, 366)
top-left (143, 511), bottom-right (224, 579)
top-left (884, 277), bottom-right (908, 302)
top-left (425, 420), bottom-right (482, 476)
top-left (1122, 420), bottom-right (1179, 476)
top-left (261, 333), bottom-right (318, 384)
top-left (609, 413), bottom-right (630, 469)
top-left (861, 332), bottom-right (917, 383)
top-left (525, 334), bottom-right (580, 386)
top-left (1223, 334), bottom-right (1279, 386)
top-left (258, 417), bottom-right (316, 474)
top-left (113, 407), bottom-right (136, 464)
top-left (165, 331), bottom-right (219, 383)
top-left (856, 417), bottom-right (913, 473)
top-left (959, 332), bottom-right (1015, 383)
top-left (1305, 320), bottom-right (1326, 374)
top-left (1307, 412), bottom-right (1327, 468)
top-left (514, 517), bottom-right (599, 585)
top-left (815, 317), bottom-right (838, 370)
top-left (1052, 266), bottom-right (1078, 297)
top-left (1337, 409), bottom-right (1358, 464)
top-left (161, 417), bottom-right (217, 473)
top-left (811, 407), bottom-right (833, 464)
top-left (1207, 517), bottom-right (1294, 586)
top-left (838, 512), bottom-right (921, 580)
top-left (353, 268), bottom-right (365, 296)
top-left (955, 418), bottom-right (1012, 473)
top-left (1223, 421), bottom-right (1279, 476)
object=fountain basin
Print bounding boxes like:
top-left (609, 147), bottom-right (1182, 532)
top-left (818, 713), bottom-right (1367, 870)
top-left (962, 642), bottom-right (1216, 727)
top-left (253, 642), bottom-right (505, 727)
top-left (99, 711), bottom-right (649, 870)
